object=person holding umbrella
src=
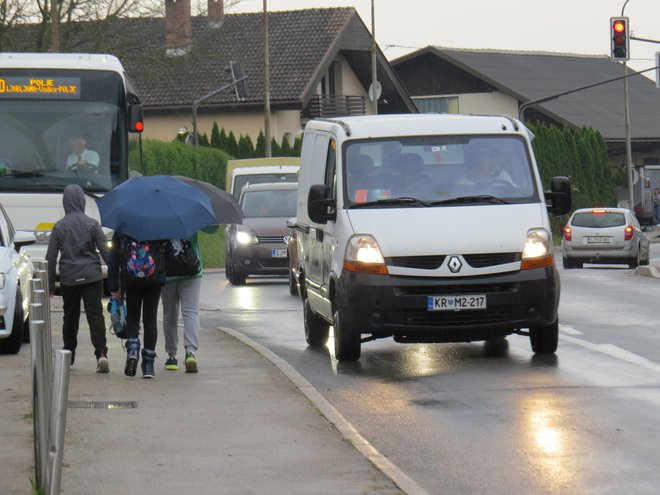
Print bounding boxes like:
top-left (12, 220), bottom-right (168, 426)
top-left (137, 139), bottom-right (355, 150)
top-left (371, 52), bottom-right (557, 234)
top-left (107, 233), bottom-right (166, 378)
top-left (98, 176), bottom-right (219, 378)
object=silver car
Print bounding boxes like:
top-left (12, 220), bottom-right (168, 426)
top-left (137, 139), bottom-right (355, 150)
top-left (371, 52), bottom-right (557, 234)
top-left (0, 202), bottom-right (36, 354)
top-left (561, 207), bottom-right (651, 269)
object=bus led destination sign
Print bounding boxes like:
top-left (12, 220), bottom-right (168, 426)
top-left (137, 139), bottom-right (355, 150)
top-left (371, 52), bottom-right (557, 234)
top-left (0, 76), bottom-right (80, 98)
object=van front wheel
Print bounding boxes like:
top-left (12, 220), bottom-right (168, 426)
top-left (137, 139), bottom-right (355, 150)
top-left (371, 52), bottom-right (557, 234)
top-left (529, 319), bottom-right (558, 355)
top-left (333, 305), bottom-right (361, 362)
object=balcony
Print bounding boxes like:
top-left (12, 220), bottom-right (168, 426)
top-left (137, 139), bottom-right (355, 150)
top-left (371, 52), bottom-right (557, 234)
top-left (302, 95), bottom-right (367, 120)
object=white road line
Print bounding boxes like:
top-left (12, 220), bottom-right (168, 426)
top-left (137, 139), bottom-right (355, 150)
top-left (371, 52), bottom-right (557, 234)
top-left (219, 326), bottom-right (430, 495)
top-left (559, 324), bottom-right (582, 335)
top-left (559, 333), bottom-right (660, 374)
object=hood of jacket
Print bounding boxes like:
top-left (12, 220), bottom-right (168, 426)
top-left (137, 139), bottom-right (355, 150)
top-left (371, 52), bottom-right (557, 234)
top-left (63, 184), bottom-right (86, 215)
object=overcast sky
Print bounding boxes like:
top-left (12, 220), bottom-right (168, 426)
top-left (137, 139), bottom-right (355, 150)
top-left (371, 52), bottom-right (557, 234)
top-left (226, 0), bottom-right (660, 75)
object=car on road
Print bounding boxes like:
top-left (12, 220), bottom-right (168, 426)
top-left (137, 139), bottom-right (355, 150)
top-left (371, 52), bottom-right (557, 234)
top-left (561, 207), bottom-right (651, 269)
top-left (0, 202), bottom-right (36, 354)
top-left (225, 182), bottom-right (298, 285)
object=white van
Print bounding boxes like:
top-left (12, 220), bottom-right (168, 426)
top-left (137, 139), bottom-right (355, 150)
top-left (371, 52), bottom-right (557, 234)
top-left (294, 114), bottom-right (571, 361)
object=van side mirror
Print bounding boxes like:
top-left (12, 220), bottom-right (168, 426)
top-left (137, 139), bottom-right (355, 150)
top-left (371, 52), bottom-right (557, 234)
top-left (308, 184), bottom-right (335, 224)
top-left (129, 104), bottom-right (144, 133)
top-left (545, 176), bottom-right (571, 216)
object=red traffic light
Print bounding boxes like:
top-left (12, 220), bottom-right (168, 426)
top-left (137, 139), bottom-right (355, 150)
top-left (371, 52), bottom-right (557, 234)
top-left (610, 16), bottom-right (629, 61)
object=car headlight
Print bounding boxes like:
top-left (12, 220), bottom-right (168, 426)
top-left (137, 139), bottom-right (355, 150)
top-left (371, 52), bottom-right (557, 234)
top-left (521, 228), bottom-right (554, 270)
top-left (236, 230), bottom-right (259, 245)
top-left (343, 235), bottom-right (388, 274)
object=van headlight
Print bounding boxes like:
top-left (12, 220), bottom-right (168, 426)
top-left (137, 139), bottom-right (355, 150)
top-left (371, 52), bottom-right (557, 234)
top-left (236, 230), bottom-right (259, 245)
top-left (343, 235), bottom-right (388, 274)
top-left (521, 228), bottom-right (554, 270)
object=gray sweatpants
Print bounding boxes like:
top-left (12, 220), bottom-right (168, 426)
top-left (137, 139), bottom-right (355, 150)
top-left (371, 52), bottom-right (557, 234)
top-left (161, 277), bottom-right (202, 356)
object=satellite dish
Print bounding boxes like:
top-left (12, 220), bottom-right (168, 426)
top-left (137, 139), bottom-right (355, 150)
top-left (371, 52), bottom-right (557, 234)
top-left (368, 81), bottom-right (382, 102)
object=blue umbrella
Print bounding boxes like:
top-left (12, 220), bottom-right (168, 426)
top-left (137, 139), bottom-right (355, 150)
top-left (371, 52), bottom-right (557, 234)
top-left (97, 175), bottom-right (216, 241)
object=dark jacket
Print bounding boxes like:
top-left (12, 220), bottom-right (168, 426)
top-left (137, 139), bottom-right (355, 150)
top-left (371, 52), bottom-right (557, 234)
top-left (45, 184), bottom-right (109, 292)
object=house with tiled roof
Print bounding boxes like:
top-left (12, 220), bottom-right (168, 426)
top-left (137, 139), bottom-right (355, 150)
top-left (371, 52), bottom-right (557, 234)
top-left (6, 0), bottom-right (415, 144)
top-left (392, 46), bottom-right (660, 166)
top-left (6, 0), bottom-right (416, 142)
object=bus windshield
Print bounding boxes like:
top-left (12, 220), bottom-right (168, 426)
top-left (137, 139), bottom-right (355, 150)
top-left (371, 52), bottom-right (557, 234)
top-left (0, 69), bottom-right (128, 193)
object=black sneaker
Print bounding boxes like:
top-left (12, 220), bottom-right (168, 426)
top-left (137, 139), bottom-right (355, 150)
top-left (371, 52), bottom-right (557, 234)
top-left (184, 350), bottom-right (198, 373)
top-left (125, 355), bottom-right (138, 377)
top-left (164, 355), bottom-right (178, 371)
top-left (96, 351), bottom-right (109, 373)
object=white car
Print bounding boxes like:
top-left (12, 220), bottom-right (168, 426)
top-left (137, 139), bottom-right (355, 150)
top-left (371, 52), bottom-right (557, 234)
top-left (561, 207), bottom-right (651, 269)
top-left (0, 202), bottom-right (36, 355)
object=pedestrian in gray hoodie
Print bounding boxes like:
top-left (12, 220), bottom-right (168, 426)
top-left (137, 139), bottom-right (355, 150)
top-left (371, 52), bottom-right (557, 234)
top-left (46, 184), bottom-right (111, 372)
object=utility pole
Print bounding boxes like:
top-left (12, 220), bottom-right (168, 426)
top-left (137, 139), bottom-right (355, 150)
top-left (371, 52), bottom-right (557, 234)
top-left (370, 0), bottom-right (378, 114)
top-left (263, 0), bottom-right (272, 157)
top-left (49, 0), bottom-right (59, 52)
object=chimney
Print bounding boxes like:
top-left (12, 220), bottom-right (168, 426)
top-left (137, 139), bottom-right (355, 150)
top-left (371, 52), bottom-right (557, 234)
top-left (208, 0), bottom-right (224, 28)
top-left (165, 0), bottom-right (192, 56)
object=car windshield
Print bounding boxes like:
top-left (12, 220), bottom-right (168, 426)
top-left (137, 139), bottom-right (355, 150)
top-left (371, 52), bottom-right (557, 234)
top-left (241, 188), bottom-right (297, 218)
top-left (572, 212), bottom-right (626, 228)
top-left (343, 135), bottom-right (538, 208)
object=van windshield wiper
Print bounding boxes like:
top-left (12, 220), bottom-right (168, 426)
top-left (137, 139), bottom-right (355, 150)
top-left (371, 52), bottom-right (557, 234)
top-left (349, 197), bottom-right (431, 208)
top-left (429, 195), bottom-right (510, 205)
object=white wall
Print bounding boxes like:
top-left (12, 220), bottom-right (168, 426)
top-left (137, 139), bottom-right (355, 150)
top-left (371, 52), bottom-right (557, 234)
top-left (457, 90), bottom-right (519, 118)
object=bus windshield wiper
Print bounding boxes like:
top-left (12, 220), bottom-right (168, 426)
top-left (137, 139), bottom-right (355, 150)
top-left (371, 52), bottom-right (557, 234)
top-left (349, 197), bottom-right (431, 208)
top-left (429, 195), bottom-right (510, 205)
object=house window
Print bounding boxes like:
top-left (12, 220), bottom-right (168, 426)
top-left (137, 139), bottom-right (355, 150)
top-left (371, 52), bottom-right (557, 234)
top-left (413, 96), bottom-right (459, 114)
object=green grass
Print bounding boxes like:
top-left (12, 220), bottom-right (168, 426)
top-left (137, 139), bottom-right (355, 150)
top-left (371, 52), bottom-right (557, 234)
top-left (199, 227), bottom-right (226, 269)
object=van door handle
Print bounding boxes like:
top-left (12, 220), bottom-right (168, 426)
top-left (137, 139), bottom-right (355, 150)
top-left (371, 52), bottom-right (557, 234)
top-left (316, 229), bottom-right (324, 242)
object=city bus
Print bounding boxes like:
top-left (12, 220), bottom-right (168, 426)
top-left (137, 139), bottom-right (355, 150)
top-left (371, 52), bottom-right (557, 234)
top-left (0, 52), bottom-right (143, 263)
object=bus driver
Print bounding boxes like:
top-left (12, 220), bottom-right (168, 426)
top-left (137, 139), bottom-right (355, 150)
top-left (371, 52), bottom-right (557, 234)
top-left (66, 135), bottom-right (100, 171)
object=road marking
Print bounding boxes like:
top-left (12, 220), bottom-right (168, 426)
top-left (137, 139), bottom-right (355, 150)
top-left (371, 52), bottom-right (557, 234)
top-left (559, 324), bottom-right (582, 335)
top-left (219, 326), bottom-right (430, 495)
top-left (559, 334), bottom-right (660, 374)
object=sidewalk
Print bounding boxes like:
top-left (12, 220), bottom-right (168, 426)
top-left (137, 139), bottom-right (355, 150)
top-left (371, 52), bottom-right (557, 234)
top-left (1, 296), bottom-right (405, 495)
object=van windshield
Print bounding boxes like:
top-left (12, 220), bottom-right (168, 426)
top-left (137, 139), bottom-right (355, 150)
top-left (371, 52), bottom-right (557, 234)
top-left (343, 135), bottom-right (538, 207)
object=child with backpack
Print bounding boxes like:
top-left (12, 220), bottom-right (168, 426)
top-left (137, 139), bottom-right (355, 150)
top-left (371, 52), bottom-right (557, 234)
top-left (107, 232), bottom-right (166, 378)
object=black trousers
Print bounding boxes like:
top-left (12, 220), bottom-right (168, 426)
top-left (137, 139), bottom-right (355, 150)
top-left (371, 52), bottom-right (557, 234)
top-left (61, 280), bottom-right (106, 354)
top-left (125, 283), bottom-right (162, 351)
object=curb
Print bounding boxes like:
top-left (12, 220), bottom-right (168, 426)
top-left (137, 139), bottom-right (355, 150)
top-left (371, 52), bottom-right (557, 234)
top-left (218, 326), bottom-right (430, 495)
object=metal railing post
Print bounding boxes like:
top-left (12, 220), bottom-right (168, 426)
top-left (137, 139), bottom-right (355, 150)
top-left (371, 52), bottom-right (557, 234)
top-left (47, 349), bottom-right (71, 495)
top-left (30, 319), bottom-right (48, 491)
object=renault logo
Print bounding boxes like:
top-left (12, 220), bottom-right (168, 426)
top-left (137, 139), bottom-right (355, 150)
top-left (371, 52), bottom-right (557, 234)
top-left (447, 256), bottom-right (462, 273)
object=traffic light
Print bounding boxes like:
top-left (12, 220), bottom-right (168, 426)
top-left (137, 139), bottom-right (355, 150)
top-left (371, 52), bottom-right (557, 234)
top-left (610, 17), bottom-right (629, 62)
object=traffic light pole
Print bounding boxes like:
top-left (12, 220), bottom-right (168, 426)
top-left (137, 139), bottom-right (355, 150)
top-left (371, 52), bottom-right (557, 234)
top-left (623, 61), bottom-right (633, 209)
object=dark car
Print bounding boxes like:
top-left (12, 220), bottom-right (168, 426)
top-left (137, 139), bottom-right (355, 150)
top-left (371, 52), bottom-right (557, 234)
top-left (225, 182), bottom-right (298, 285)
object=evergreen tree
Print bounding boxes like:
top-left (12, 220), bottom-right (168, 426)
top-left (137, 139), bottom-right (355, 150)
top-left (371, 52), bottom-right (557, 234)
top-left (293, 136), bottom-right (302, 156)
top-left (255, 130), bottom-right (266, 157)
top-left (237, 135), bottom-right (255, 158)
top-left (270, 137), bottom-right (281, 157)
top-left (225, 131), bottom-right (239, 157)
top-left (280, 135), bottom-right (292, 156)
top-left (199, 133), bottom-right (210, 147)
top-left (218, 128), bottom-right (227, 150)
top-left (210, 122), bottom-right (222, 148)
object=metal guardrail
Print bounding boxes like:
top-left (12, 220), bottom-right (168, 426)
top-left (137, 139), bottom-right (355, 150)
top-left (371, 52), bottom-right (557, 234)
top-left (30, 261), bottom-right (70, 495)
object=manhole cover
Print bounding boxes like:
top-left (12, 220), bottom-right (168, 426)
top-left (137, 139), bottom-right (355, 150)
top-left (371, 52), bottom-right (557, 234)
top-left (68, 400), bottom-right (137, 409)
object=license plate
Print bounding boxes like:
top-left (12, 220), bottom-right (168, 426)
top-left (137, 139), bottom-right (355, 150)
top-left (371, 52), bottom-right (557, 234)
top-left (585, 236), bottom-right (612, 244)
top-left (271, 248), bottom-right (287, 258)
top-left (427, 295), bottom-right (487, 311)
